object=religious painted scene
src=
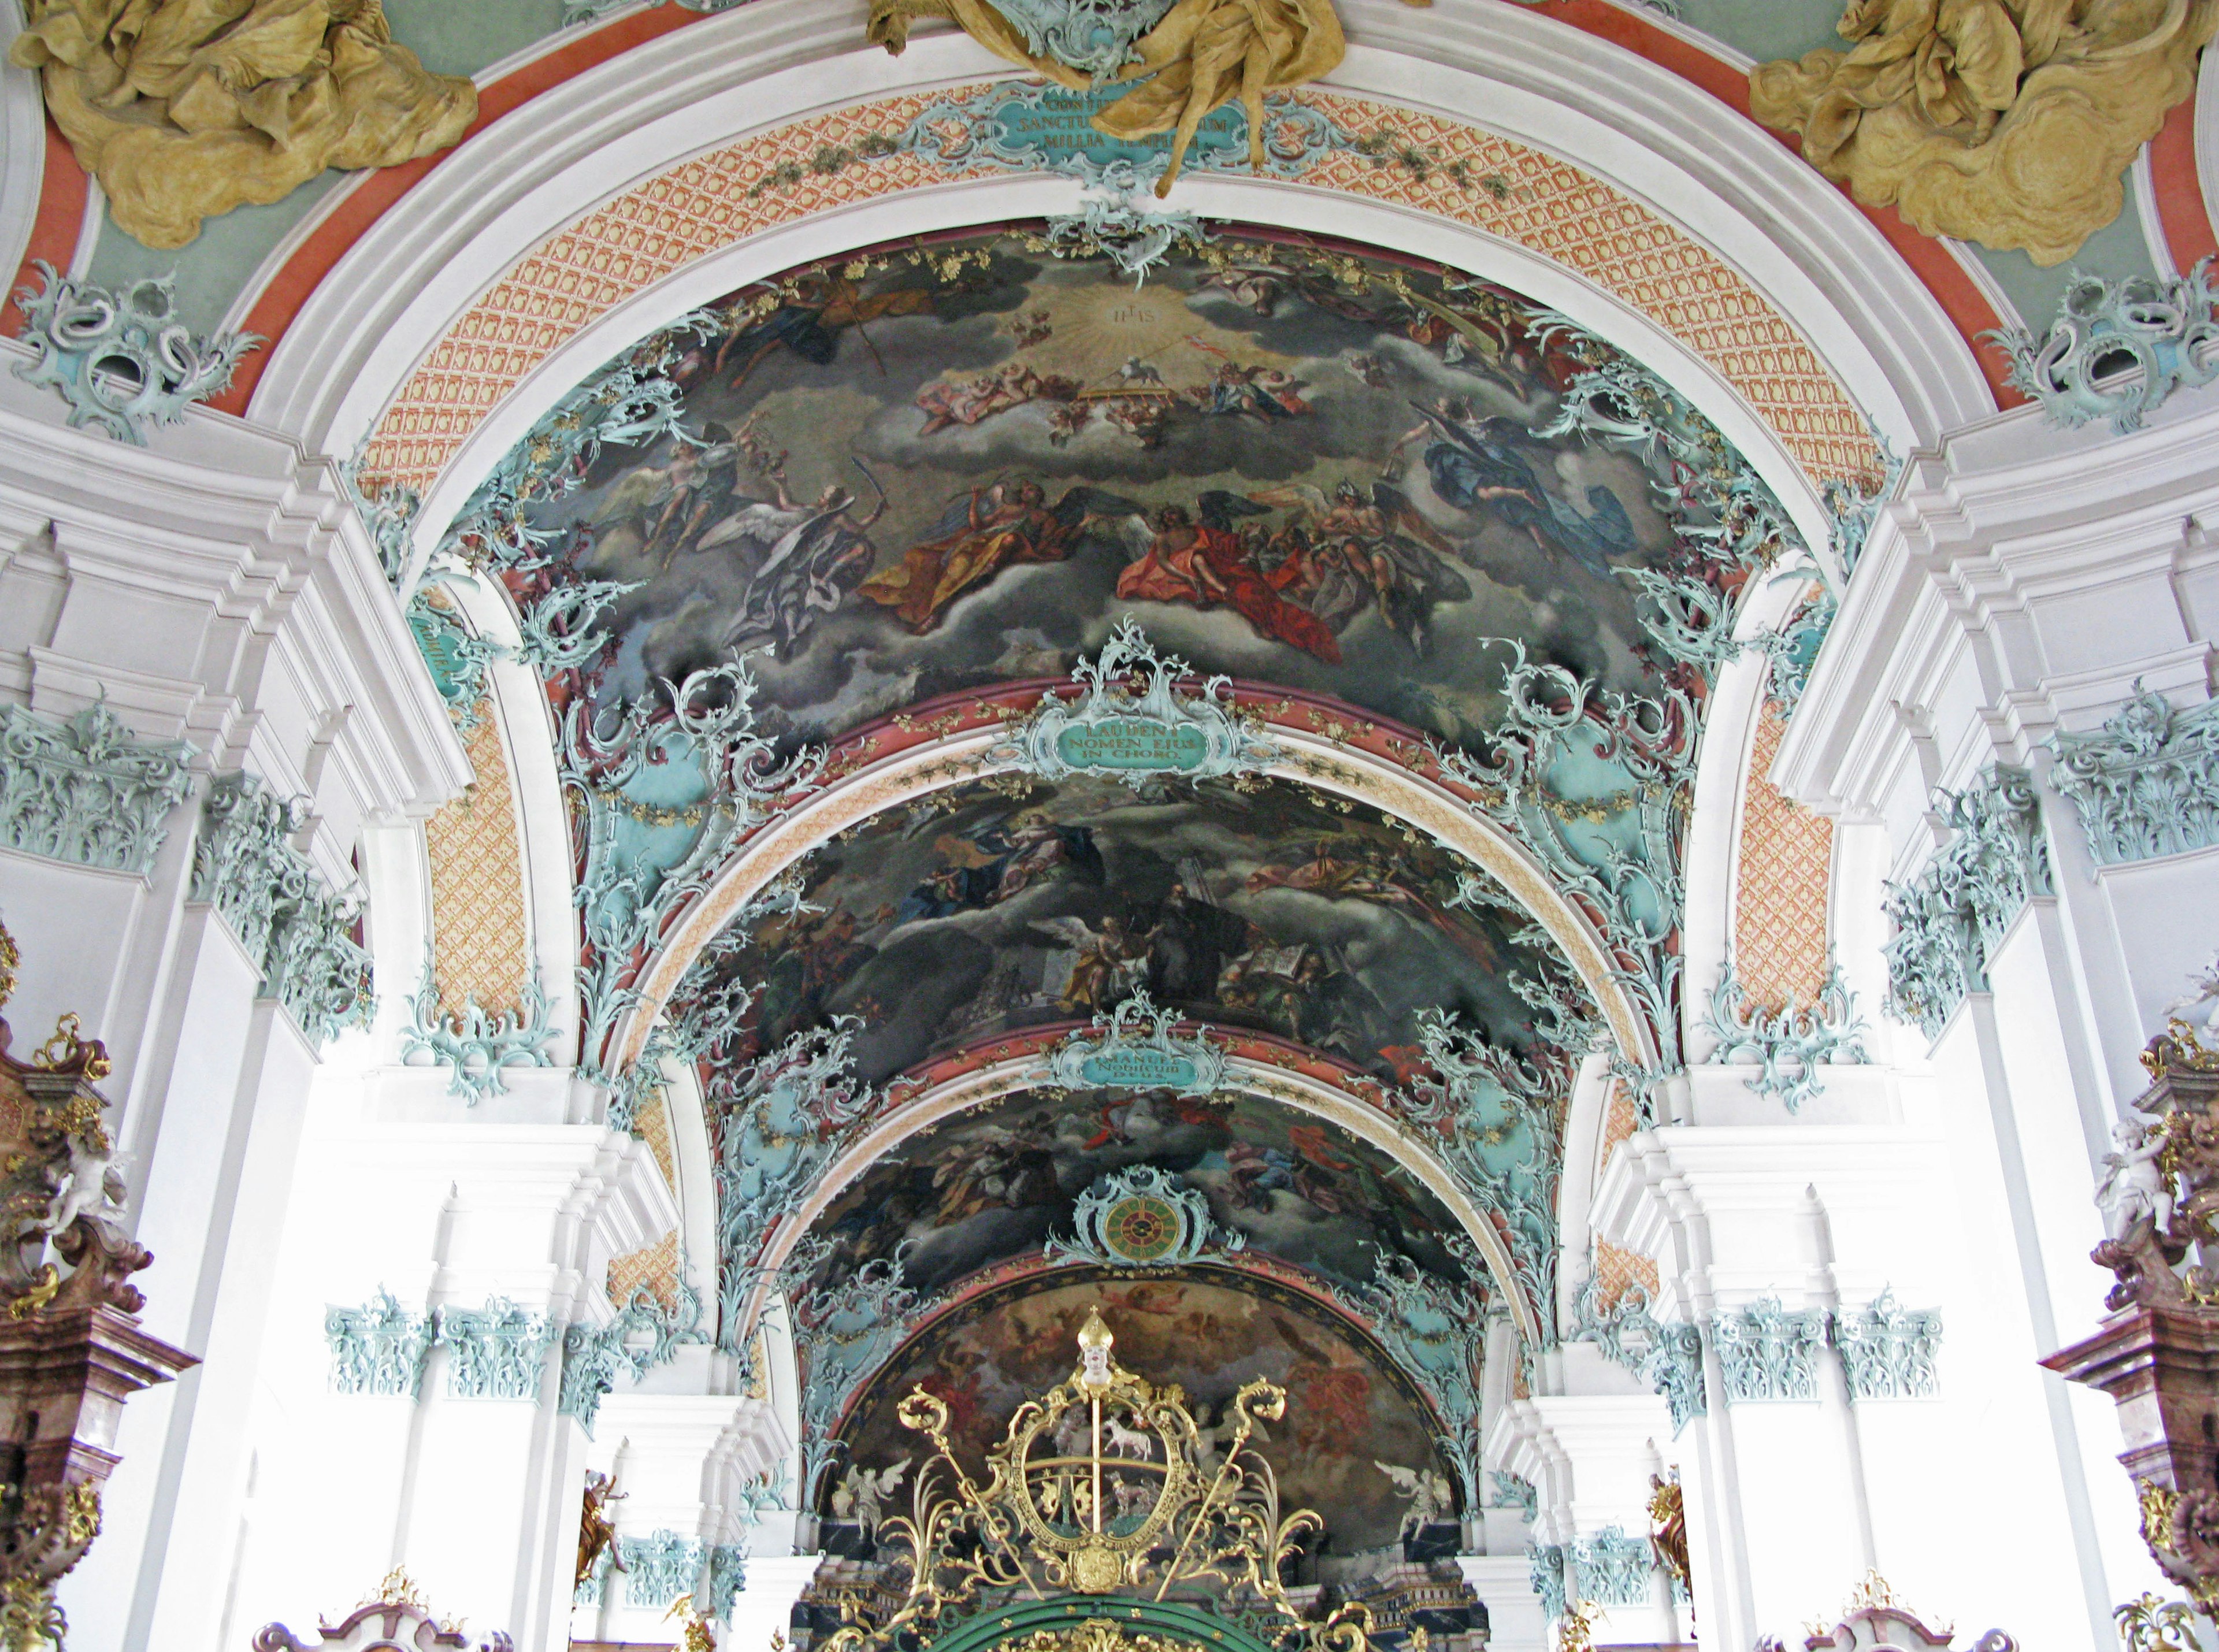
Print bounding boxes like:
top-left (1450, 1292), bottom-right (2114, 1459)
top-left (6, 1), bottom-right (2218, 1650)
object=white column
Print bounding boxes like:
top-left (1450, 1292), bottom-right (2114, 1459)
top-left (225, 1061), bottom-right (679, 1651)
top-left (0, 374), bottom-right (465, 1652)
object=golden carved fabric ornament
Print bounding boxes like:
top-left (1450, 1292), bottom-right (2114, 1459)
top-left (10, 0), bottom-right (477, 249)
top-left (865, 0), bottom-right (1427, 193)
top-left (1750, 0), bottom-right (2217, 265)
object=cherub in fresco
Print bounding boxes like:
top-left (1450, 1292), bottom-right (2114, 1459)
top-left (857, 481), bottom-right (1141, 634)
top-left (1397, 396), bottom-right (1637, 579)
top-left (1192, 358), bottom-right (1311, 420)
top-left (589, 440), bottom-right (733, 568)
top-left (1005, 307), bottom-right (1053, 348)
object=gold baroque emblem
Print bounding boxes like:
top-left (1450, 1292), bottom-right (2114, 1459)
top-left (821, 1307), bottom-right (1372, 1652)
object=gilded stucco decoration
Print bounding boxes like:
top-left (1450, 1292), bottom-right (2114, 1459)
top-left (9, 0), bottom-right (478, 250)
top-left (864, 0), bottom-right (1426, 192)
top-left (1750, 0), bottom-right (2219, 266)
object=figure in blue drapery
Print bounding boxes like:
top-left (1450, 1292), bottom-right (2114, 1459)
top-left (1402, 396), bottom-right (1637, 578)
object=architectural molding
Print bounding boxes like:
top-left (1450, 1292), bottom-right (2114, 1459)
top-left (401, 955), bottom-right (558, 1102)
top-left (1698, 960), bottom-right (1869, 1113)
top-left (0, 700), bottom-right (195, 876)
top-left (241, 1), bottom-right (1996, 545)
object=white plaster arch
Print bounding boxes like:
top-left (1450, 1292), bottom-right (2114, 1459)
top-left (611, 719), bottom-right (1658, 1082)
top-left (0, 5), bottom-right (44, 294)
top-left (740, 1047), bottom-right (1549, 1349)
top-left (245, 0), bottom-right (1988, 524)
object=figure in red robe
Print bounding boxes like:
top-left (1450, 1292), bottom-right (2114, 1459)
top-left (1115, 500), bottom-right (1341, 663)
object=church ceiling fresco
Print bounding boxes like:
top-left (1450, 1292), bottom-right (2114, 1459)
top-left (537, 231), bottom-right (1682, 752)
top-left (827, 1271), bottom-right (1457, 1554)
top-left (691, 770), bottom-right (1544, 1085)
top-left (392, 215), bottom-right (1819, 1473)
top-left (799, 1084), bottom-right (1468, 1297)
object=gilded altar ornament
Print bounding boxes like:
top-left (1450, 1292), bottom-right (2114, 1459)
top-left (9, 0), bottom-right (478, 250)
top-left (819, 1306), bottom-right (1373, 1652)
top-left (863, 0), bottom-right (1428, 194)
top-left (1749, 0), bottom-right (2219, 266)
top-left (1646, 1472), bottom-right (1690, 1600)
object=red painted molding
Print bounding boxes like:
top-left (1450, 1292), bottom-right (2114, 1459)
top-left (210, 5), bottom-right (705, 415)
top-left (2, 115), bottom-right (90, 339)
top-left (2151, 94), bottom-right (2218, 277)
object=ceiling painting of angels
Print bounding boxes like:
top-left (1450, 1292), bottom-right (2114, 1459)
top-left (528, 230), bottom-right (1690, 749)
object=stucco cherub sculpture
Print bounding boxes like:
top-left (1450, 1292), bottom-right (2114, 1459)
top-left (10, 0), bottom-right (478, 250)
top-left (1750, 0), bottom-right (2218, 265)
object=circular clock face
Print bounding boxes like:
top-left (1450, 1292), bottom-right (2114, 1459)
top-left (1101, 1194), bottom-right (1183, 1263)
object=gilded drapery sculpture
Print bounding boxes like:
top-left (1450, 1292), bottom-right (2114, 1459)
top-left (1750, 0), bottom-right (2217, 265)
top-left (865, 0), bottom-right (1426, 194)
top-left (10, 0), bottom-right (478, 250)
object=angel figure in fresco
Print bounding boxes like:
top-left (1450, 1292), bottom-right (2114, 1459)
top-left (1376, 1463), bottom-right (1456, 1542)
top-left (589, 440), bottom-right (746, 570)
top-left (1116, 497), bottom-right (1342, 663)
top-left (1274, 1312), bottom-right (1374, 1453)
top-left (703, 470), bottom-right (888, 656)
top-left (858, 481), bottom-right (1143, 634)
top-left (1193, 359), bottom-right (1312, 420)
top-left (1035, 915), bottom-right (1150, 1014)
top-left (1398, 395), bottom-right (1637, 578)
top-left (1250, 480), bottom-right (1472, 653)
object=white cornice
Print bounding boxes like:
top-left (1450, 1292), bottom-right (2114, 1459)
top-left (0, 355), bottom-right (470, 874)
top-left (1773, 392), bottom-right (2219, 819)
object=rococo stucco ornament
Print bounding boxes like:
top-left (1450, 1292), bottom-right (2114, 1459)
top-left (863, 0), bottom-right (1427, 192)
top-left (1750, 0), bottom-right (2218, 266)
top-left (9, 0), bottom-right (478, 250)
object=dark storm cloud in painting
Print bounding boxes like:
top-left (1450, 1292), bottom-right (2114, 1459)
top-left (533, 233), bottom-right (1683, 748)
top-left (830, 1272), bottom-right (1454, 1553)
top-left (700, 773), bottom-right (1540, 1083)
top-left (804, 1086), bottom-right (1464, 1297)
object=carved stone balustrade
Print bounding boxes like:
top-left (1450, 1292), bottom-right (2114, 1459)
top-left (0, 929), bottom-right (198, 1649)
top-left (2045, 1024), bottom-right (2219, 1615)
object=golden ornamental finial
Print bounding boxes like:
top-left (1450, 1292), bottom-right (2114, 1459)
top-left (0, 916), bottom-right (17, 1012)
top-left (363, 1566), bottom-right (428, 1610)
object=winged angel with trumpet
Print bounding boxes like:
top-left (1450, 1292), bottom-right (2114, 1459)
top-left (819, 1308), bottom-right (1374, 1652)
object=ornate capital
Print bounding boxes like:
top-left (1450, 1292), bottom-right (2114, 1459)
top-left (2049, 682), bottom-right (2219, 865)
top-left (434, 1298), bottom-right (556, 1401)
top-left (1712, 1295), bottom-right (1828, 1402)
top-left (0, 702), bottom-right (195, 877)
top-left (325, 1293), bottom-right (433, 1398)
top-left (191, 773), bottom-right (374, 1048)
top-left (1883, 764), bottom-right (2051, 1039)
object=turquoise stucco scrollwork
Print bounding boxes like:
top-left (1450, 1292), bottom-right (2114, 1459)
top-left (2048, 682), bottom-right (2219, 865)
top-left (0, 701), bottom-right (195, 877)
